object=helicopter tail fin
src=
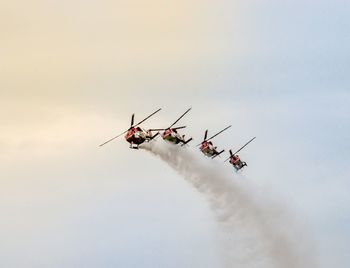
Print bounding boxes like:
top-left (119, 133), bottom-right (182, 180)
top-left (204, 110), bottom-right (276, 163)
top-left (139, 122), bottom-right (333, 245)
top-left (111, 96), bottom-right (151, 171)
top-left (212, 149), bottom-right (225, 159)
top-left (181, 137), bottom-right (193, 146)
top-left (150, 132), bottom-right (159, 140)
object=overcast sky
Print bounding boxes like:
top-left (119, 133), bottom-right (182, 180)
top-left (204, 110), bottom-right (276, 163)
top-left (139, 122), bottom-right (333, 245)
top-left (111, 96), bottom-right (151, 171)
top-left (1, 1), bottom-right (349, 267)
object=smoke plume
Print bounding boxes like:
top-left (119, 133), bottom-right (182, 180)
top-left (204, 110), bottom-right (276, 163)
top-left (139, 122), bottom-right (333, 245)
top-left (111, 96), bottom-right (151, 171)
top-left (140, 142), bottom-right (315, 268)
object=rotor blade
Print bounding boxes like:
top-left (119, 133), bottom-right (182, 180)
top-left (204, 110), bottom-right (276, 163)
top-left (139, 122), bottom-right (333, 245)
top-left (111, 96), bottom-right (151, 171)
top-left (196, 129), bottom-right (208, 146)
top-left (233, 137), bottom-right (256, 155)
top-left (133, 108), bottom-right (162, 128)
top-left (173, 126), bottom-right (186, 130)
top-left (204, 130), bottom-right (208, 141)
top-left (99, 130), bottom-right (129, 147)
top-left (168, 108), bottom-right (192, 129)
top-left (224, 150), bottom-right (233, 162)
top-left (131, 114), bottom-right (135, 127)
top-left (148, 128), bottom-right (166, 131)
top-left (207, 125), bottom-right (232, 142)
top-left (150, 125), bottom-right (187, 132)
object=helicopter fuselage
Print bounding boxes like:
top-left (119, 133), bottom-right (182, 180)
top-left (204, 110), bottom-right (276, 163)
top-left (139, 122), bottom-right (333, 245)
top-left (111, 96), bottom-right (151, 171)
top-left (200, 141), bottom-right (216, 157)
top-left (162, 128), bottom-right (185, 144)
top-left (125, 127), bottom-right (149, 145)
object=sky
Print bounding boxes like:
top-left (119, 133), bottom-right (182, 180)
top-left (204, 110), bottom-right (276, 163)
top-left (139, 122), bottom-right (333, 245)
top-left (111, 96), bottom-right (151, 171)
top-left (1, 0), bottom-right (350, 267)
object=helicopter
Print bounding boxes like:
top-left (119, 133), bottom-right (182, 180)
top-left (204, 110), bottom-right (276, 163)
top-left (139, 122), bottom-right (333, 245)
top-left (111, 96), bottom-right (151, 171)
top-left (197, 125), bottom-right (232, 158)
top-left (150, 108), bottom-right (193, 146)
top-left (99, 108), bottom-right (162, 149)
top-left (225, 137), bottom-right (256, 171)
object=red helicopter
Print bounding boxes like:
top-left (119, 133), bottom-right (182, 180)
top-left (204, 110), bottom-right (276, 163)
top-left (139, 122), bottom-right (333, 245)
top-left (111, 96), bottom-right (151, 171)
top-left (99, 108), bottom-right (162, 149)
top-left (150, 108), bottom-right (193, 146)
top-left (197, 125), bottom-right (232, 158)
top-left (225, 137), bottom-right (256, 171)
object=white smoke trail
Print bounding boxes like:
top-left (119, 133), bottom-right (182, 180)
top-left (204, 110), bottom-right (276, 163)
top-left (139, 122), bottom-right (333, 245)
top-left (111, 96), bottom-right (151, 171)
top-left (140, 142), bottom-right (316, 268)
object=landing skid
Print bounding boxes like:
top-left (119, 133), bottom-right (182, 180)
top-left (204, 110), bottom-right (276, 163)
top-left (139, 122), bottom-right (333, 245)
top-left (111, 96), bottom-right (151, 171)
top-left (129, 145), bottom-right (139, 149)
top-left (234, 162), bottom-right (247, 171)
